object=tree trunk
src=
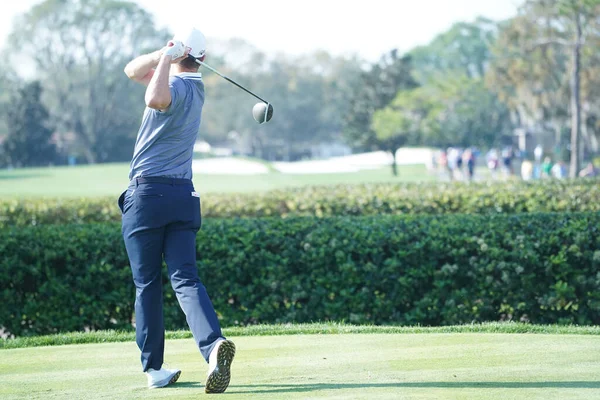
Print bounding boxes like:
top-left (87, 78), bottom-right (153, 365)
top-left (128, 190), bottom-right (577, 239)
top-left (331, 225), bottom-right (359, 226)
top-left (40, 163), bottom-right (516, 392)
top-left (75, 118), bottom-right (96, 164)
top-left (81, 146), bottom-right (97, 165)
top-left (581, 105), bottom-right (590, 158)
top-left (391, 150), bottom-right (398, 176)
top-left (252, 134), bottom-right (264, 159)
top-left (569, 11), bottom-right (582, 178)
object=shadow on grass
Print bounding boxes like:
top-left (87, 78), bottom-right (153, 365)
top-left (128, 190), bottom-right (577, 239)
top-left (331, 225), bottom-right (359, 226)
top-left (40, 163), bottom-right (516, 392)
top-left (175, 382), bottom-right (203, 389)
top-left (0, 173), bottom-right (50, 180)
top-left (227, 381), bottom-right (600, 394)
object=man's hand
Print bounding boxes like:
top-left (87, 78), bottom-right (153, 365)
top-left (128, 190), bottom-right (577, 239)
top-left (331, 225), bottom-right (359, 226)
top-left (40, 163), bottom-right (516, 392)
top-left (162, 41), bottom-right (190, 63)
top-left (124, 42), bottom-right (190, 86)
top-left (144, 40), bottom-right (190, 111)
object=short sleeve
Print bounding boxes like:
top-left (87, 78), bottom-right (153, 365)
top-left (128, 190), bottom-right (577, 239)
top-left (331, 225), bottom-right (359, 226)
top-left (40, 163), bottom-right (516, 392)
top-left (162, 76), bottom-right (186, 114)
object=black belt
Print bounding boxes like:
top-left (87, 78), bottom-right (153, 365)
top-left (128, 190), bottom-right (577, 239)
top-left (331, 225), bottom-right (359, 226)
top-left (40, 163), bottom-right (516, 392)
top-left (134, 177), bottom-right (192, 186)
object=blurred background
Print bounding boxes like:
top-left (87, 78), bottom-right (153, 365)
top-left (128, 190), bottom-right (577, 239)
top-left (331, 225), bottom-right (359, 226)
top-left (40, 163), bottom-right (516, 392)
top-left (2, 0), bottom-right (600, 349)
top-left (0, 0), bottom-right (599, 197)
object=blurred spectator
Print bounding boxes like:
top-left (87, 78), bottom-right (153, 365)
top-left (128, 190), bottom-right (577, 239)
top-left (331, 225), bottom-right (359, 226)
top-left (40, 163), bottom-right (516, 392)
top-left (579, 162), bottom-right (599, 178)
top-left (455, 148), bottom-right (464, 180)
top-left (551, 161), bottom-right (567, 179)
top-left (533, 162), bottom-right (542, 179)
top-left (541, 157), bottom-right (553, 178)
top-left (439, 150), bottom-right (453, 181)
top-left (486, 149), bottom-right (499, 179)
top-left (534, 145), bottom-right (543, 163)
top-left (447, 147), bottom-right (459, 181)
top-left (533, 161), bottom-right (541, 180)
top-left (501, 146), bottom-right (514, 178)
top-left (463, 148), bottom-right (476, 181)
top-left (438, 150), bottom-right (446, 169)
top-left (521, 159), bottom-right (533, 181)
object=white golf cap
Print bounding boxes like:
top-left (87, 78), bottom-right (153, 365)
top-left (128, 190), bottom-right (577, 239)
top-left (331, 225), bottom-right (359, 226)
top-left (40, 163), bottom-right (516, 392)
top-left (172, 27), bottom-right (206, 59)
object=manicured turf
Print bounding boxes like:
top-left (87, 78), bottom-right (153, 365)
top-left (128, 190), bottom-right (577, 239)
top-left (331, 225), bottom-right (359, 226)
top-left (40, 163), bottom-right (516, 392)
top-left (3, 322), bottom-right (600, 349)
top-left (1, 331), bottom-right (599, 399)
top-left (0, 163), bottom-right (433, 197)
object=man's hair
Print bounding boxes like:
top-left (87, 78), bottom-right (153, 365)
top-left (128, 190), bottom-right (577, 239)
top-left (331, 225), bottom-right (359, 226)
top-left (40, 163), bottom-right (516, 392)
top-left (179, 56), bottom-right (200, 72)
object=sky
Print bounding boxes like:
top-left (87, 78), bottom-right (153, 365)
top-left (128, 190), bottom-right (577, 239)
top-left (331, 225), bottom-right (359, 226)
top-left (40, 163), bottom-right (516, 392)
top-left (0, 0), bottom-right (523, 61)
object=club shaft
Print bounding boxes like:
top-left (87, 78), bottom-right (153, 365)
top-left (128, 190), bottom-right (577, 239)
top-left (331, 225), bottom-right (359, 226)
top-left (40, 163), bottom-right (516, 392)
top-left (195, 60), bottom-right (269, 104)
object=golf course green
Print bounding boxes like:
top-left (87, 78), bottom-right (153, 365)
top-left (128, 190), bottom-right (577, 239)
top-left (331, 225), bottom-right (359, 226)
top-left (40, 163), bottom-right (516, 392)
top-left (1, 325), bottom-right (599, 399)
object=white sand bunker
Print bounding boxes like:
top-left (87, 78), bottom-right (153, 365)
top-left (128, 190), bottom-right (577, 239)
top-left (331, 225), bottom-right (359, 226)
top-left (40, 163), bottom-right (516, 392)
top-left (191, 149), bottom-right (434, 175)
top-left (192, 158), bottom-right (269, 175)
top-left (274, 151), bottom-right (394, 174)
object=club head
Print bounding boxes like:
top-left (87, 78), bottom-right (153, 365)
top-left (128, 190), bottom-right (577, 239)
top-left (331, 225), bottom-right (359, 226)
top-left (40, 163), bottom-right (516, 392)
top-left (252, 102), bottom-right (274, 124)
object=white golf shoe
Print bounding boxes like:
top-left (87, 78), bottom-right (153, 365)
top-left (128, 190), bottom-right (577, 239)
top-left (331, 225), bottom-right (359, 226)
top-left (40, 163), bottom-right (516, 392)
top-left (145, 367), bottom-right (181, 389)
top-left (205, 339), bottom-right (236, 394)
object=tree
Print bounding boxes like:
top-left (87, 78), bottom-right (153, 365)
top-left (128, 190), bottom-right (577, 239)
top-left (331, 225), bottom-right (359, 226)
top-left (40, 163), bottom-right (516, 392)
top-left (3, 81), bottom-right (56, 167)
top-left (370, 99), bottom-right (416, 176)
top-left (342, 50), bottom-right (419, 174)
top-left (409, 17), bottom-right (498, 83)
top-left (373, 76), bottom-right (512, 155)
top-left (396, 18), bottom-right (513, 149)
top-left (10, 0), bottom-right (169, 164)
top-left (200, 47), bottom-right (363, 161)
top-left (489, 0), bottom-right (600, 177)
top-left (0, 63), bottom-right (20, 163)
top-left (364, 19), bottom-right (513, 175)
top-left (256, 54), bottom-right (363, 161)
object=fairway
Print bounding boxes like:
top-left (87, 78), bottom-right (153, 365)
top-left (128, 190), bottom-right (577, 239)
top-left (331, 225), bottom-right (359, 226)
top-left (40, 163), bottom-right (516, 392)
top-left (1, 333), bottom-right (599, 400)
top-left (0, 162), bottom-right (434, 198)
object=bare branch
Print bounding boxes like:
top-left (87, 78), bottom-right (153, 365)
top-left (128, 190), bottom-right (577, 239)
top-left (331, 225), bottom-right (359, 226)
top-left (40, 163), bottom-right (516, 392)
top-left (529, 38), bottom-right (574, 48)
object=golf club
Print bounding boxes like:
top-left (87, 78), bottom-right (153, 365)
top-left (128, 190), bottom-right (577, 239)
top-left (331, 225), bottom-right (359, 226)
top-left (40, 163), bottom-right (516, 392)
top-left (194, 59), bottom-right (274, 124)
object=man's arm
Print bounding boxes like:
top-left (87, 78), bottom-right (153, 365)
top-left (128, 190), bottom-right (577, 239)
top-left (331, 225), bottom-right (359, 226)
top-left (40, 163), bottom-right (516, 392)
top-left (144, 42), bottom-right (189, 111)
top-left (124, 50), bottom-right (163, 86)
top-left (144, 53), bottom-right (173, 111)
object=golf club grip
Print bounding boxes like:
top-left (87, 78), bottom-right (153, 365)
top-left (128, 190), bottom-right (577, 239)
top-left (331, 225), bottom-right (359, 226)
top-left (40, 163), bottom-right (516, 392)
top-left (195, 60), bottom-right (269, 104)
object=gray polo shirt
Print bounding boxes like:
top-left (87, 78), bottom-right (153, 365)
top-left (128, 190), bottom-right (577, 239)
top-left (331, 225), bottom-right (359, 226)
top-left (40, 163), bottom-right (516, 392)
top-left (129, 72), bottom-right (204, 180)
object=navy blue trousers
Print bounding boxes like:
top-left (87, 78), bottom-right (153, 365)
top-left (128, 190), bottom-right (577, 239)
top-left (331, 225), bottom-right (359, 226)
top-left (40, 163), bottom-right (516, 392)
top-left (119, 177), bottom-right (223, 372)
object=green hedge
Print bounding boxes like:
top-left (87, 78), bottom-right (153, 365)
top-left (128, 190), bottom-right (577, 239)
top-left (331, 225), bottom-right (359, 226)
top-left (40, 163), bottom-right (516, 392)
top-left (2, 212), bottom-right (600, 337)
top-left (1, 179), bottom-right (599, 227)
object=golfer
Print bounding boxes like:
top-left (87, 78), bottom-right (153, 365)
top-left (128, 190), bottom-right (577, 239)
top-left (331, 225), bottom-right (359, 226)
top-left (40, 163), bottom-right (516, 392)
top-left (118, 27), bottom-right (235, 393)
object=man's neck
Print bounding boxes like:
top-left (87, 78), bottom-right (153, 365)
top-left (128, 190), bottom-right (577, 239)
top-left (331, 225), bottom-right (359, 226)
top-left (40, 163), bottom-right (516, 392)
top-left (170, 66), bottom-right (199, 76)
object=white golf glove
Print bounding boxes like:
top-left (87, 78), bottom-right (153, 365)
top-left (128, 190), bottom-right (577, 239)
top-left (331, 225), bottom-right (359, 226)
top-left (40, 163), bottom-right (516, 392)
top-left (163, 41), bottom-right (186, 60)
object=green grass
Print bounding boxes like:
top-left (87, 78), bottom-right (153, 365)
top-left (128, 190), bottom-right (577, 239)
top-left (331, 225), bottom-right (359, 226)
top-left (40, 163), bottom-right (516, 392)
top-left (1, 330), bottom-right (599, 399)
top-left (2, 323), bottom-right (600, 350)
top-left (0, 162), bottom-right (433, 197)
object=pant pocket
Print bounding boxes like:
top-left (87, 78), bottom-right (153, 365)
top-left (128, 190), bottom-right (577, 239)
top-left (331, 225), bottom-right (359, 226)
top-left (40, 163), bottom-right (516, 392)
top-left (119, 189), bottom-right (135, 215)
top-left (118, 191), bottom-right (126, 213)
top-left (187, 195), bottom-right (202, 230)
